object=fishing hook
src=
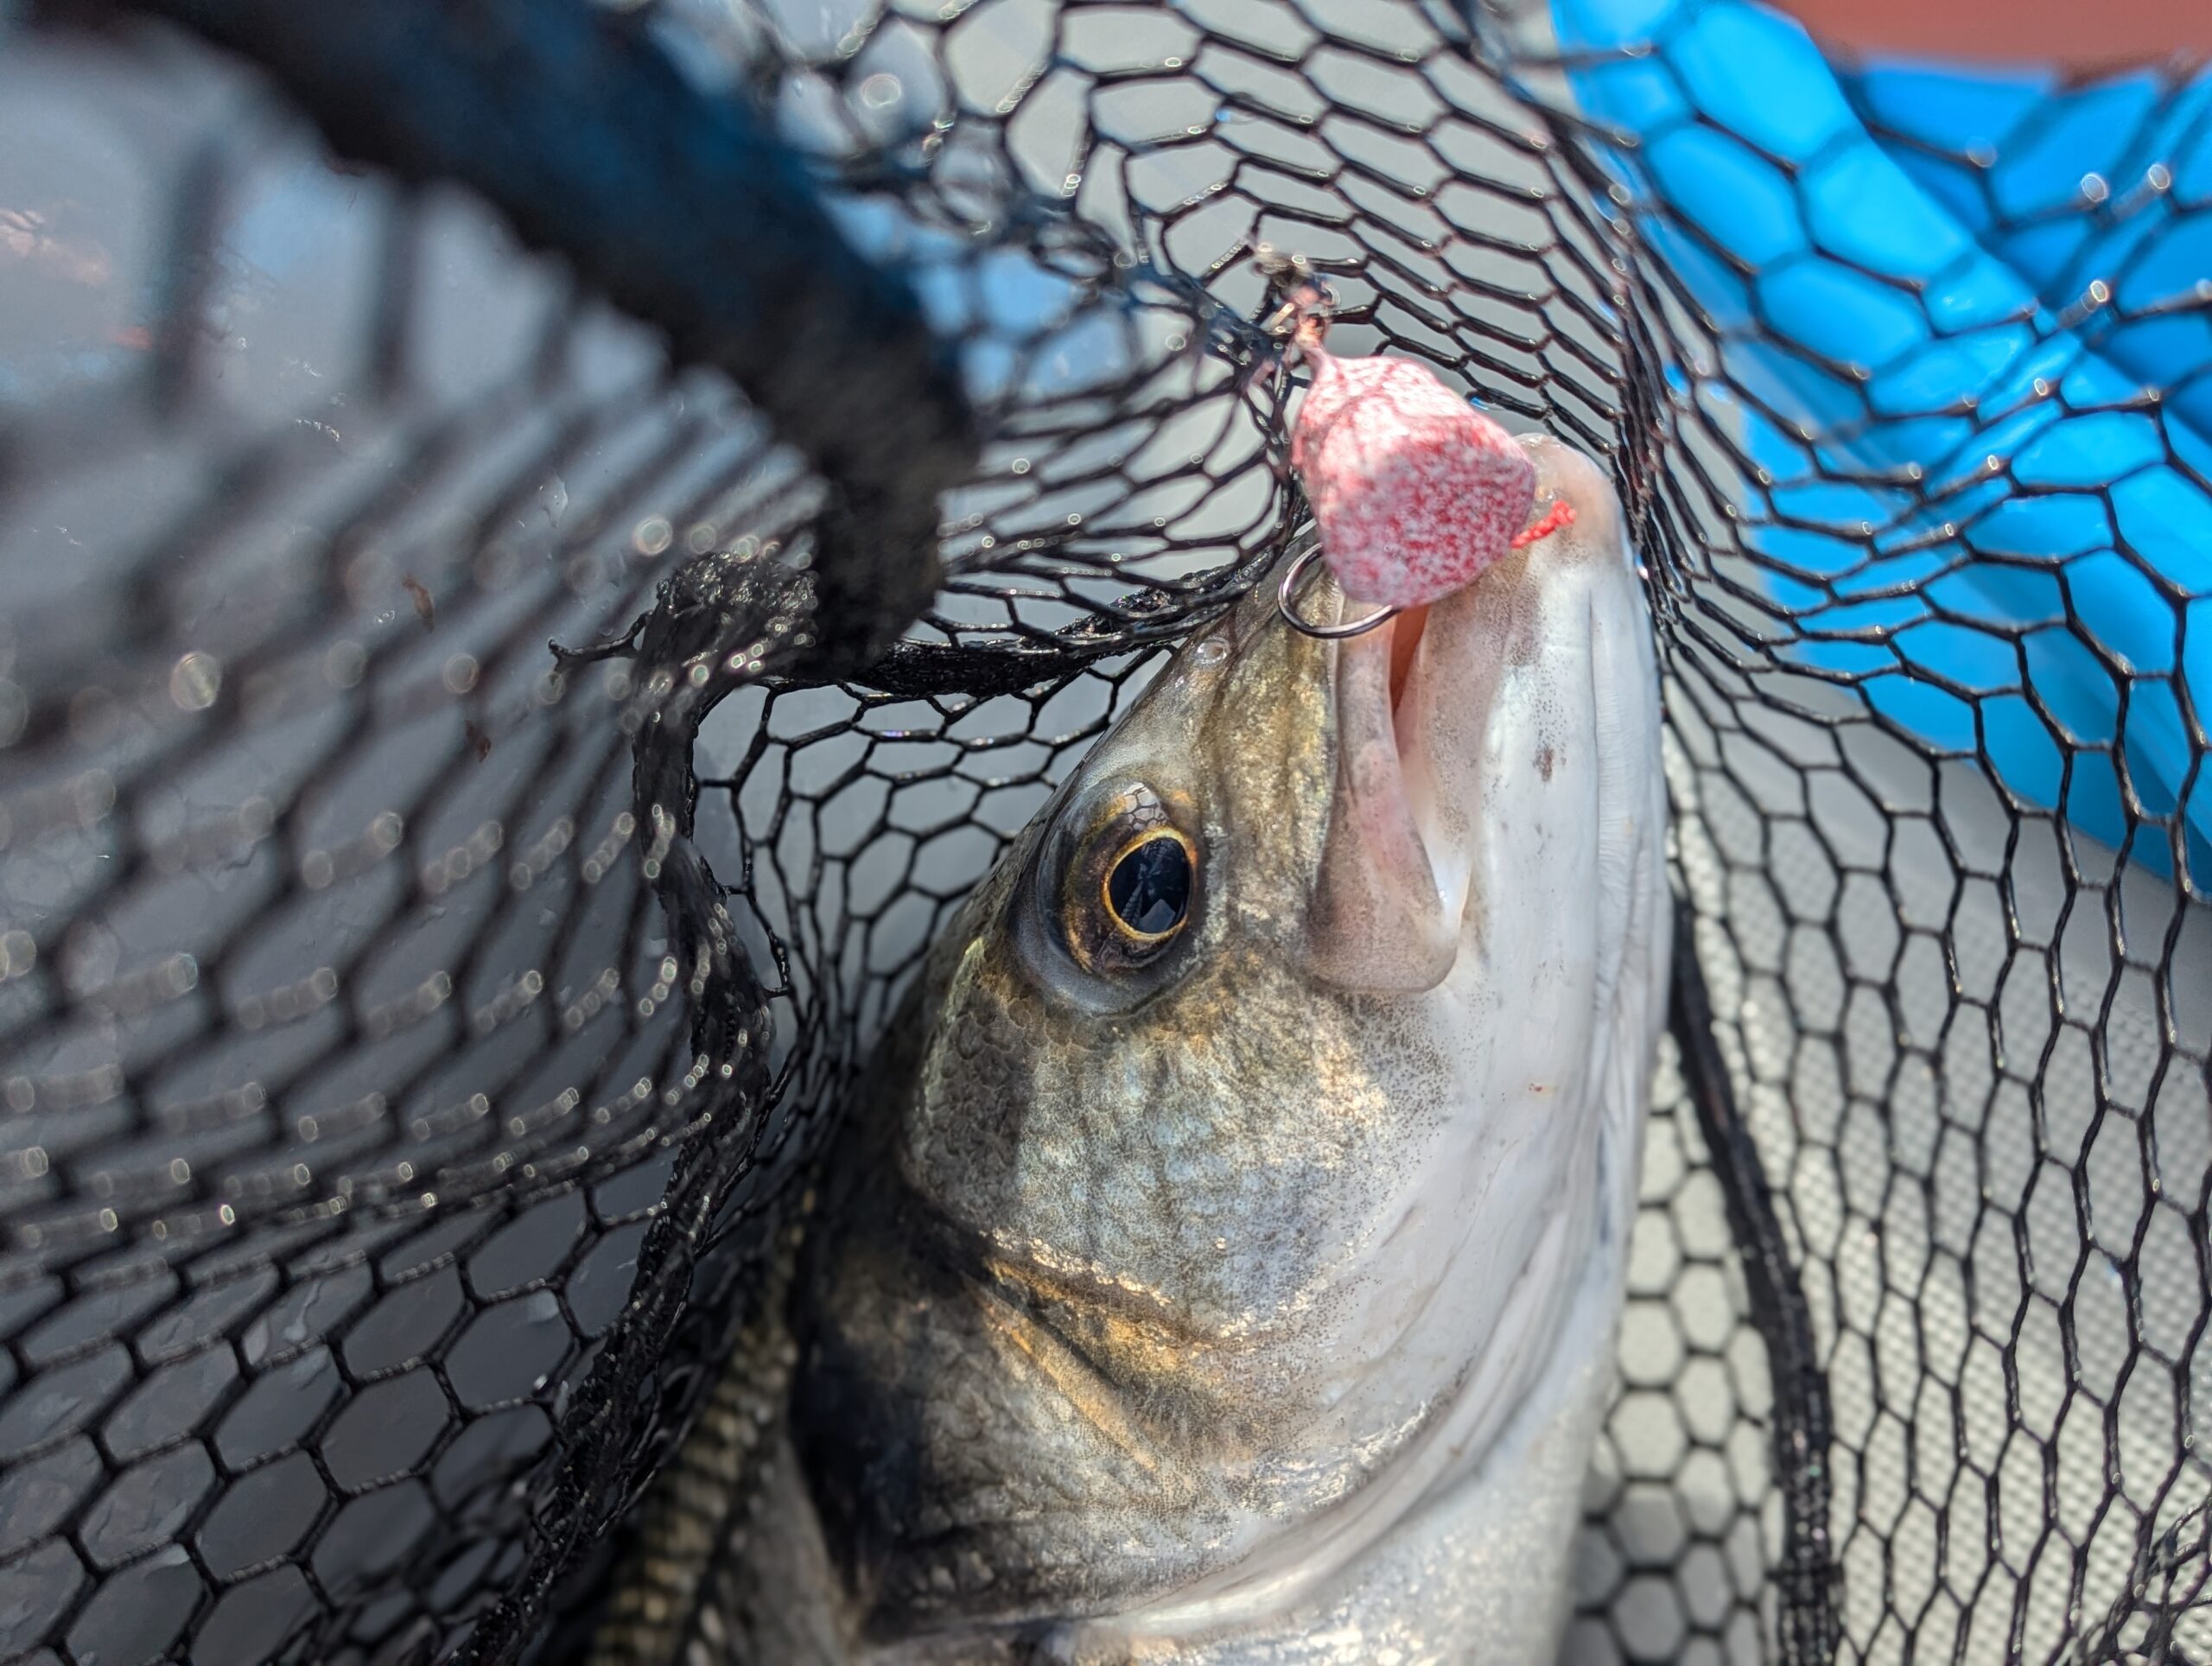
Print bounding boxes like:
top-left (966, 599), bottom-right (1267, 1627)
top-left (1275, 544), bottom-right (1399, 639)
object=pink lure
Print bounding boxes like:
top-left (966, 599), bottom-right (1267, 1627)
top-left (1289, 345), bottom-right (1572, 608)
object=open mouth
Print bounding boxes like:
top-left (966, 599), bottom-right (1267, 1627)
top-left (1388, 602), bottom-right (1429, 718)
top-left (1294, 571), bottom-right (1468, 995)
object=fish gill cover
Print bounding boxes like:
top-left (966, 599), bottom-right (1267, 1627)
top-left (0, 0), bottom-right (2203, 1662)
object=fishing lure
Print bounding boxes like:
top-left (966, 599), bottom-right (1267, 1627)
top-left (1274, 291), bottom-right (1573, 637)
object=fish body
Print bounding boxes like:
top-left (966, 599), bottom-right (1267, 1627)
top-left (593, 435), bottom-right (1672, 1664)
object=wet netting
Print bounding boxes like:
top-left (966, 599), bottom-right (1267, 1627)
top-left (0, 0), bottom-right (2206, 1661)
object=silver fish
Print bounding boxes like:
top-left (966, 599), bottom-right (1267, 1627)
top-left (593, 434), bottom-right (1673, 1664)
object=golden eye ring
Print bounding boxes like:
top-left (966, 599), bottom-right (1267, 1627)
top-left (1099, 826), bottom-right (1198, 945)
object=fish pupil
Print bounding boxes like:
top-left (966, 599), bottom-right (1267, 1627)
top-left (1107, 836), bottom-right (1191, 937)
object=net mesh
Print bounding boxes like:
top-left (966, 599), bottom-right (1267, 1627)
top-left (0, 1), bottom-right (2204, 1663)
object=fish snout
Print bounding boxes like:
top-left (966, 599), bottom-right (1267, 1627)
top-left (1300, 433), bottom-right (1649, 999)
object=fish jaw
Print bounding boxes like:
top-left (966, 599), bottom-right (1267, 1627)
top-left (786, 435), bottom-right (1673, 1656)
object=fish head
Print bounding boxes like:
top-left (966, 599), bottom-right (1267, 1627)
top-left (792, 433), bottom-right (1673, 1648)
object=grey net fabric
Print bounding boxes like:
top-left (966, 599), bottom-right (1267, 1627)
top-left (0, 3), bottom-right (2203, 1666)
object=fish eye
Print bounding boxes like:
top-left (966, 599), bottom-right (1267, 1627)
top-left (1055, 785), bottom-right (1201, 979)
top-left (1103, 829), bottom-right (1195, 942)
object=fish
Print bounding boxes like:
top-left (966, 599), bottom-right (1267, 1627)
top-left (588, 433), bottom-right (1674, 1664)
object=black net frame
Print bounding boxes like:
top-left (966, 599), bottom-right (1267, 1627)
top-left (0, 0), bottom-right (2204, 1663)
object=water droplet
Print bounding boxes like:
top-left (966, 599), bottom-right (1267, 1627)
top-left (170, 650), bottom-right (222, 708)
top-left (632, 515), bottom-right (673, 557)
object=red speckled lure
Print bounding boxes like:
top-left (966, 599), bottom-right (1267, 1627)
top-left (1276, 295), bottom-right (1573, 633)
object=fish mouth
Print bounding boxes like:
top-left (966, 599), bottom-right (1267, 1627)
top-left (1386, 601), bottom-right (1430, 718)
top-left (1298, 550), bottom-right (1497, 995)
top-left (1299, 433), bottom-right (1629, 996)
